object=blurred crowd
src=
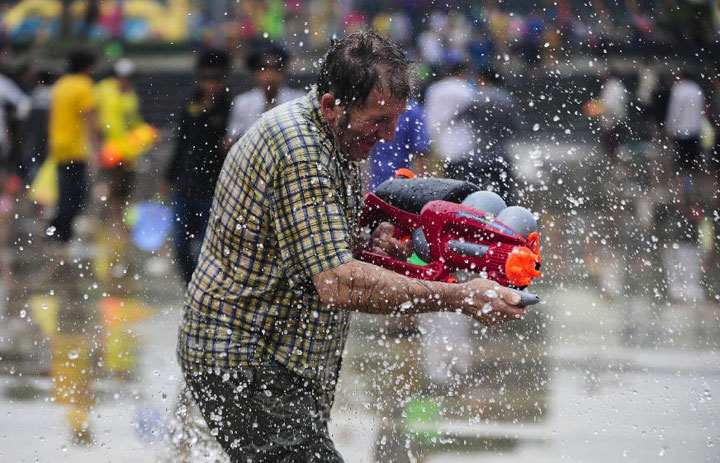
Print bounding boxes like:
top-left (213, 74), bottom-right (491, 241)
top-left (0, 2), bottom-right (718, 454)
top-left (1, 0), bottom-right (719, 65)
top-left (0, 6), bottom-right (717, 295)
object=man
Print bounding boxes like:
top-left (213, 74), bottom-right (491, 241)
top-left (420, 68), bottom-right (521, 388)
top-left (20, 69), bottom-right (54, 182)
top-left (452, 68), bottom-right (520, 200)
top-left (47, 50), bottom-right (98, 243)
top-left (424, 58), bottom-right (477, 176)
top-left (94, 58), bottom-right (147, 280)
top-left (178, 31), bottom-right (525, 462)
top-left (96, 58), bottom-right (145, 208)
top-left (165, 49), bottom-right (232, 284)
top-left (598, 69), bottom-right (628, 164)
top-left (369, 97), bottom-right (430, 189)
top-left (0, 68), bottom-right (30, 178)
top-left (665, 70), bottom-right (705, 173)
top-left (224, 41), bottom-right (304, 146)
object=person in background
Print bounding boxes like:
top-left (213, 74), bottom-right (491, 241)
top-left (93, 58), bottom-right (146, 281)
top-left (47, 50), bottom-right (99, 244)
top-left (635, 62), bottom-right (658, 126)
top-left (710, 73), bottom-right (720, 176)
top-left (452, 68), bottom-right (521, 201)
top-left (165, 49), bottom-right (232, 284)
top-left (0, 66), bottom-right (31, 181)
top-left (224, 41), bottom-right (304, 147)
top-left (19, 69), bottom-right (54, 182)
top-left (423, 63), bottom-right (522, 391)
top-left (95, 58), bottom-right (144, 214)
top-left (367, 95), bottom-right (431, 345)
top-left (424, 58), bottom-right (476, 176)
top-left (599, 69), bottom-right (629, 165)
top-left (369, 97), bottom-right (430, 189)
top-left (665, 69), bottom-right (706, 175)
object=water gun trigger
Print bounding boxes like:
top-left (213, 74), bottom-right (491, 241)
top-left (505, 245), bottom-right (542, 287)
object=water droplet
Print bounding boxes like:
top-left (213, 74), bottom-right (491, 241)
top-left (68, 350), bottom-right (79, 360)
top-left (45, 226), bottom-right (56, 236)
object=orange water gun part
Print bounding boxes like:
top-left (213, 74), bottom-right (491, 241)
top-left (505, 231), bottom-right (542, 287)
top-left (395, 168), bottom-right (415, 179)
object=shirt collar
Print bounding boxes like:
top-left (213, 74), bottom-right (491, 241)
top-left (307, 86), bottom-right (329, 137)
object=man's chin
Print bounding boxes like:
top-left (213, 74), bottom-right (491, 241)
top-left (345, 143), bottom-right (373, 162)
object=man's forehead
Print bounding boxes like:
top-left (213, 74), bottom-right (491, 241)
top-left (360, 88), bottom-right (406, 113)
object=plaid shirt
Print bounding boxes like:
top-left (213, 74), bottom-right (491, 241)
top-left (177, 88), bottom-right (363, 410)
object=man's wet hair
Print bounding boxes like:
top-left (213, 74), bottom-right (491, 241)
top-left (316, 30), bottom-right (413, 109)
top-left (67, 50), bottom-right (96, 74)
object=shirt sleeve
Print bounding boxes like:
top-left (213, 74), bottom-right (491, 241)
top-left (270, 150), bottom-right (355, 285)
top-left (409, 106), bottom-right (430, 154)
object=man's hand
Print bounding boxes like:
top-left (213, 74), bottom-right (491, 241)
top-left (370, 222), bottom-right (412, 260)
top-left (456, 278), bottom-right (525, 326)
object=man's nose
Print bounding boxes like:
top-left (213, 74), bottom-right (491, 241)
top-left (378, 120), bottom-right (398, 142)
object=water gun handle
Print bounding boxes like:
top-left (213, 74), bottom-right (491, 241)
top-left (507, 288), bottom-right (540, 308)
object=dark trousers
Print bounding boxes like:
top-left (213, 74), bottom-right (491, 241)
top-left (49, 162), bottom-right (88, 242)
top-left (183, 363), bottom-right (344, 463)
top-left (673, 136), bottom-right (701, 172)
top-left (602, 124), bottom-right (625, 162)
top-left (171, 192), bottom-right (213, 283)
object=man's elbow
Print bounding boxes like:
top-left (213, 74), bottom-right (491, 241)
top-left (316, 287), bottom-right (349, 309)
top-left (312, 264), bottom-right (354, 310)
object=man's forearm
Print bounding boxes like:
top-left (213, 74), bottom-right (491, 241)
top-left (313, 259), bottom-right (460, 315)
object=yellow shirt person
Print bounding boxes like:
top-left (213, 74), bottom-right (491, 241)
top-left (95, 79), bottom-right (142, 138)
top-left (94, 59), bottom-right (158, 170)
top-left (45, 50), bottom-right (97, 243)
top-left (95, 69), bottom-right (142, 144)
top-left (49, 73), bottom-right (96, 164)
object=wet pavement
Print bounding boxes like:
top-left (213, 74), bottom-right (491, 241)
top-left (1, 137), bottom-right (719, 462)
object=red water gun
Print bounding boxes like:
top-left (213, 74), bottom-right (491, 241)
top-left (357, 171), bottom-right (542, 306)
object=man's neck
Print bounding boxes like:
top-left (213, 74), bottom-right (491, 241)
top-left (264, 87), bottom-right (279, 105)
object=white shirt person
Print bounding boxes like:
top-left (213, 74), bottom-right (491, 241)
top-left (226, 85), bottom-right (305, 141)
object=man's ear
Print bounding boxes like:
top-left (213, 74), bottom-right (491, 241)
top-left (320, 92), bottom-right (340, 125)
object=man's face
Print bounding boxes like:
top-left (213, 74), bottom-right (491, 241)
top-left (254, 67), bottom-right (284, 95)
top-left (323, 87), bottom-right (406, 162)
top-left (198, 68), bottom-right (226, 98)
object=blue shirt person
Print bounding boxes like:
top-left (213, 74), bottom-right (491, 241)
top-left (370, 99), bottom-right (430, 189)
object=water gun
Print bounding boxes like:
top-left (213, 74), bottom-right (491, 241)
top-left (357, 170), bottom-right (542, 307)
